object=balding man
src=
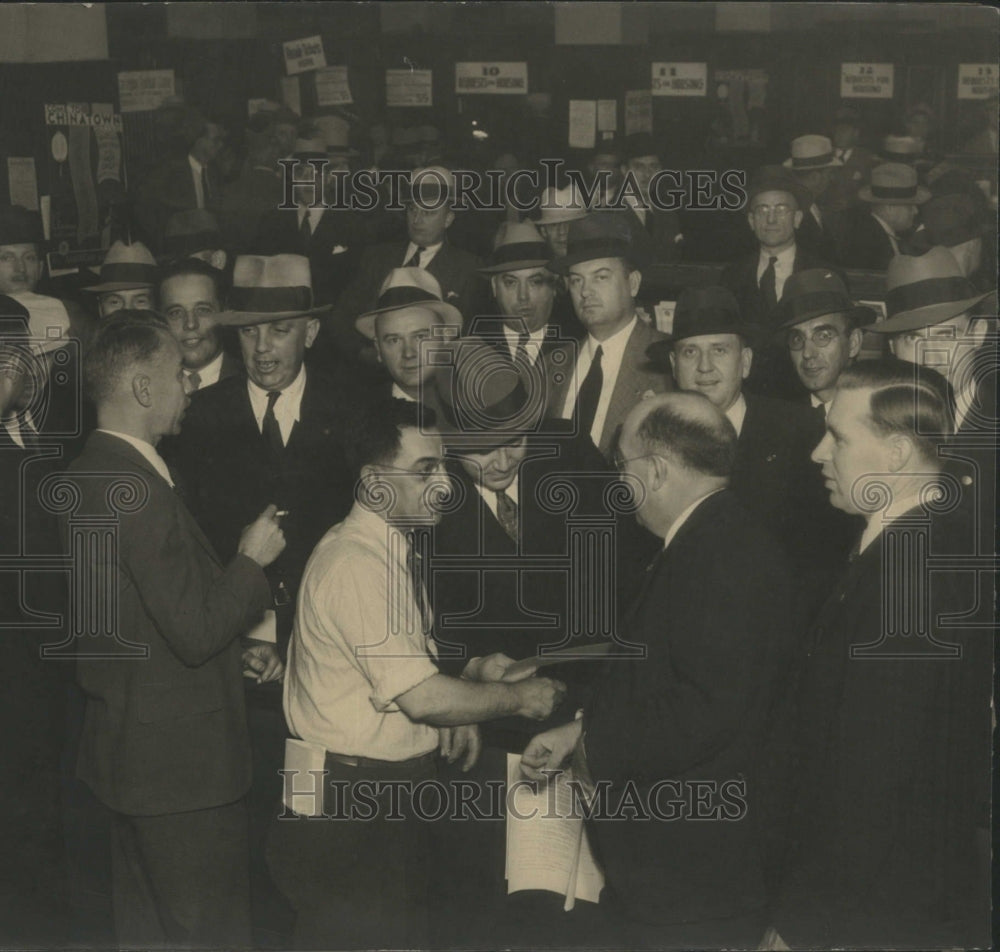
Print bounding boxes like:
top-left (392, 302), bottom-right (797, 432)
top-left (523, 391), bottom-right (795, 950)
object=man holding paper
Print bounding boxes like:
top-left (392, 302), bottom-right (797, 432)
top-left (522, 391), bottom-right (795, 950)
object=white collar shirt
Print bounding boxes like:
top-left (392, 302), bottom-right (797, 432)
top-left (724, 393), bottom-right (748, 438)
top-left (403, 241), bottom-right (443, 269)
top-left (247, 364), bottom-right (306, 446)
top-left (756, 245), bottom-right (797, 301)
top-left (189, 154), bottom-right (205, 210)
top-left (502, 323), bottom-right (548, 366)
top-left (186, 350), bottom-right (225, 390)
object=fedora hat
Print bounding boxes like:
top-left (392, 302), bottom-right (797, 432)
top-left (868, 247), bottom-right (994, 334)
top-left (84, 241), bottom-right (158, 293)
top-left (355, 268), bottom-right (462, 341)
top-left (783, 135), bottom-right (843, 171)
top-left (776, 269), bottom-right (876, 331)
top-left (216, 254), bottom-right (329, 326)
top-left (435, 336), bottom-right (544, 444)
top-left (311, 115), bottom-right (359, 157)
top-left (745, 165), bottom-right (812, 211)
top-left (913, 194), bottom-right (985, 249)
top-left (0, 205), bottom-right (45, 247)
top-left (401, 166), bottom-right (455, 206)
top-left (162, 209), bottom-right (223, 259)
top-left (548, 210), bottom-right (640, 274)
top-left (858, 163), bottom-right (930, 204)
top-left (880, 135), bottom-right (925, 162)
top-left (535, 185), bottom-right (589, 226)
top-left (478, 221), bottom-right (552, 275)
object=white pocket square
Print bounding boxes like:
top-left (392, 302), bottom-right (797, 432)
top-left (331, 245), bottom-right (349, 255)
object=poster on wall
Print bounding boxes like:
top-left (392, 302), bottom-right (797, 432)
top-left (386, 69), bottom-right (433, 107)
top-left (597, 99), bottom-right (617, 133)
top-left (44, 101), bottom-right (126, 270)
top-left (568, 100), bottom-right (596, 150)
top-left (283, 35), bottom-right (326, 75)
top-left (624, 90), bottom-right (653, 135)
top-left (455, 62), bottom-right (528, 95)
top-left (652, 63), bottom-right (708, 97)
top-left (841, 63), bottom-right (894, 99)
top-left (315, 66), bottom-right (353, 106)
top-left (957, 64), bottom-right (999, 100)
top-left (117, 70), bottom-right (176, 114)
top-left (7, 157), bottom-right (39, 211)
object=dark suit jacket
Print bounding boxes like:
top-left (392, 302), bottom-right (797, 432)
top-left (67, 431), bottom-right (271, 816)
top-left (218, 165), bottom-right (285, 254)
top-left (551, 317), bottom-right (672, 460)
top-left (168, 370), bottom-right (356, 654)
top-left (133, 154), bottom-right (220, 254)
top-left (622, 206), bottom-right (684, 265)
top-left (838, 209), bottom-right (899, 271)
top-left (585, 490), bottom-right (795, 927)
top-left (773, 496), bottom-right (992, 949)
top-left (795, 207), bottom-right (840, 264)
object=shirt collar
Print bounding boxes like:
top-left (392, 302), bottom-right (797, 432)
top-left (188, 153), bottom-right (203, 176)
top-left (858, 484), bottom-right (941, 554)
top-left (758, 244), bottom-right (796, 269)
top-left (724, 392), bottom-right (748, 437)
top-left (246, 364), bottom-right (307, 433)
top-left (97, 429), bottom-right (173, 487)
top-left (391, 382), bottom-right (417, 402)
top-left (588, 314), bottom-right (636, 363)
top-left (809, 392), bottom-right (827, 412)
top-left (187, 350), bottom-right (225, 388)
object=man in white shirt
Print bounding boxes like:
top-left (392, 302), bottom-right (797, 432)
top-left (550, 210), bottom-right (671, 460)
top-left (270, 396), bottom-right (565, 950)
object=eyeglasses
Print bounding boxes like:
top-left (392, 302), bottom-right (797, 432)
top-left (378, 460), bottom-right (447, 483)
top-left (750, 204), bottom-right (794, 218)
top-left (787, 327), bottom-right (846, 351)
top-left (612, 449), bottom-right (661, 472)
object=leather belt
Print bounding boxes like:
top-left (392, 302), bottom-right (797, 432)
top-left (324, 750), bottom-right (437, 772)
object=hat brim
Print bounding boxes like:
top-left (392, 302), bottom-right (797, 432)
top-left (355, 300), bottom-right (463, 340)
top-left (866, 291), bottom-right (995, 333)
top-left (649, 323), bottom-right (763, 355)
top-left (776, 303), bottom-right (877, 332)
top-left (215, 304), bottom-right (331, 327)
top-left (478, 257), bottom-right (553, 275)
top-left (548, 245), bottom-right (640, 276)
top-left (858, 185), bottom-right (931, 204)
top-left (783, 157), bottom-right (843, 170)
top-left (535, 209), bottom-right (589, 226)
top-left (83, 280), bottom-right (156, 293)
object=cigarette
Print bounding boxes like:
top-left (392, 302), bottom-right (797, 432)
top-left (275, 510), bottom-right (290, 518)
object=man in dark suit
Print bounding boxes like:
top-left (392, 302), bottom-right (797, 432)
top-left (64, 312), bottom-right (285, 947)
top-left (159, 258), bottom-right (242, 393)
top-left (331, 166), bottom-right (484, 347)
top-left (522, 391), bottom-right (795, 950)
top-left (650, 286), bottom-right (833, 610)
top-left (721, 165), bottom-right (830, 397)
top-left (766, 360), bottom-right (992, 950)
top-left (549, 211), bottom-right (672, 461)
top-left (783, 135), bottom-right (842, 263)
top-left (618, 133), bottom-right (684, 264)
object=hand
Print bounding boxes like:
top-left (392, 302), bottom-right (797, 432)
top-left (242, 640), bottom-right (284, 684)
top-left (237, 504), bottom-right (286, 568)
top-left (513, 677), bottom-right (566, 721)
top-left (463, 653), bottom-right (532, 683)
top-left (520, 719), bottom-right (582, 782)
top-left (438, 724), bottom-right (481, 772)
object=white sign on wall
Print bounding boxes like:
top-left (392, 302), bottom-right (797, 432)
top-left (652, 63), bottom-right (707, 97)
top-left (117, 70), bottom-right (176, 114)
top-left (957, 64), bottom-right (999, 100)
top-left (315, 66), bottom-right (353, 106)
top-left (841, 63), bottom-right (894, 100)
top-left (455, 62), bottom-right (528, 95)
top-left (283, 35), bottom-right (326, 75)
top-left (386, 69), bottom-right (433, 107)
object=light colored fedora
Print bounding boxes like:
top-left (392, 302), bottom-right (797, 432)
top-left (880, 134), bottom-right (925, 162)
top-left (867, 247), bottom-right (994, 333)
top-left (783, 135), bottom-right (843, 171)
top-left (535, 186), bottom-right (588, 226)
top-left (84, 241), bottom-right (158, 293)
top-left (312, 115), bottom-right (358, 156)
top-left (216, 254), bottom-right (329, 326)
top-left (858, 163), bottom-right (931, 204)
top-left (355, 268), bottom-right (462, 340)
top-left (478, 221), bottom-right (552, 274)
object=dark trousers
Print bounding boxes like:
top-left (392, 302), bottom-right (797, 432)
top-left (110, 799), bottom-right (252, 948)
top-left (267, 752), bottom-right (436, 950)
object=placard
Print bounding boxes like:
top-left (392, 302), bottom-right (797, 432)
top-left (455, 62), bottom-right (528, 95)
top-left (386, 69), bottom-right (433, 107)
top-left (7, 158), bottom-right (39, 211)
top-left (117, 70), bottom-right (175, 114)
top-left (568, 100), bottom-right (596, 150)
top-left (597, 100), bottom-right (617, 133)
top-left (315, 66), bottom-right (353, 106)
top-left (841, 63), bottom-right (894, 100)
top-left (958, 64), bottom-right (999, 100)
top-left (652, 63), bottom-right (707, 97)
top-left (283, 35), bottom-right (326, 76)
top-left (624, 90), bottom-right (652, 136)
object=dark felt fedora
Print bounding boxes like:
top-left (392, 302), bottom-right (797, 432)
top-left (776, 269), bottom-right (876, 330)
top-left (647, 286), bottom-right (758, 365)
top-left (548, 210), bottom-right (639, 274)
top-left (0, 205), bottom-right (45, 247)
top-left (745, 165), bottom-right (812, 212)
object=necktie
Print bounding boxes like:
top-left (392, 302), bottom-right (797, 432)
top-left (575, 345), bottom-right (604, 441)
top-left (404, 245), bottom-right (425, 268)
top-left (760, 255), bottom-right (778, 310)
top-left (201, 166), bottom-right (212, 207)
top-left (495, 489), bottom-right (519, 544)
top-left (262, 390), bottom-right (284, 456)
top-left (299, 211), bottom-right (312, 244)
top-left (835, 148), bottom-right (846, 162)
top-left (513, 331), bottom-right (530, 367)
top-left (187, 370), bottom-right (201, 392)
top-left (405, 530), bottom-right (431, 633)
top-left (16, 411), bottom-right (40, 449)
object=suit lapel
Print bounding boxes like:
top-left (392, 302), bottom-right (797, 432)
top-left (600, 321), bottom-right (646, 456)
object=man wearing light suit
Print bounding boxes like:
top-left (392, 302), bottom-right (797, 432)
top-left (65, 312), bottom-right (286, 947)
top-left (550, 211), bottom-right (672, 460)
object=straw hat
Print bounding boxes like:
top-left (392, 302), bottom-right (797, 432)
top-left (354, 268), bottom-right (462, 340)
top-left (215, 254), bottom-right (329, 326)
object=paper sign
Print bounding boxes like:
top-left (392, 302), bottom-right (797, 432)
top-left (315, 66), bottom-right (353, 106)
top-left (94, 123), bottom-right (122, 185)
top-left (247, 98), bottom-right (270, 117)
top-left (652, 63), bottom-right (707, 97)
top-left (117, 70), bottom-right (176, 114)
top-left (455, 62), bottom-right (528, 95)
top-left (653, 301), bottom-right (676, 335)
top-left (597, 99), bottom-right (617, 133)
top-left (624, 90), bottom-right (652, 136)
top-left (280, 76), bottom-right (301, 117)
top-left (386, 69), bottom-right (433, 107)
top-left (958, 64), bottom-right (999, 100)
top-left (283, 35), bottom-right (326, 76)
top-left (7, 158), bottom-right (39, 211)
top-left (841, 63), bottom-right (894, 100)
top-left (568, 100), bottom-right (597, 150)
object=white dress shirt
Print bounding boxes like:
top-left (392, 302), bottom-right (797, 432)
top-left (810, 392), bottom-right (828, 416)
top-left (97, 429), bottom-right (173, 487)
top-left (189, 154), bottom-right (206, 210)
top-left (756, 245), bottom-right (796, 301)
top-left (247, 365), bottom-right (306, 446)
top-left (284, 503), bottom-right (440, 761)
top-left (391, 382), bottom-right (417, 402)
top-left (724, 393), bottom-right (748, 438)
top-left (503, 324), bottom-right (548, 366)
top-left (297, 204), bottom-right (326, 236)
top-left (186, 350), bottom-right (225, 390)
top-left (402, 241), bottom-right (443, 269)
top-left (560, 316), bottom-right (637, 447)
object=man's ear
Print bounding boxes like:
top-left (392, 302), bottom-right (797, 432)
top-left (132, 373), bottom-right (152, 408)
top-left (628, 269), bottom-right (642, 299)
top-left (444, 209), bottom-right (455, 231)
top-left (649, 452), bottom-right (668, 492)
top-left (886, 433), bottom-right (915, 473)
top-left (490, 275), bottom-right (500, 303)
top-left (793, 209), bottom-right (804, 230)
top-left (740, 345), bottom-right (753, 380)
top-left (848, 327), bottom-right (864, 359)
top-left (304, 317), bottom-right (321, 349)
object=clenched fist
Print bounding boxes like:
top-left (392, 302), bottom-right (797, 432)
top-left (513, 677), bottom-right (567, 721)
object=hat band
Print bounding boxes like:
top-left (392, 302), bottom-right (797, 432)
top-left (488, 242), bottom-right (551, 268)
top-left (791, 151), bottom-right (835, 168)
top-left (376, 286), bottom-right (442, 311)
top-left (229, 285), bottom-right (314, 313)
top-left (163, 230), bottom-right (221, 255)
top-left (785, 291), bottom-right (854, 321)
top-left (99, 262), bottom-right (158, 285)
top-left (673, 307), bottom-right (744, 336)
top-left (885, 276), bottom-right (976, 318)
top-left (870, 183), bottom-right (919, 199)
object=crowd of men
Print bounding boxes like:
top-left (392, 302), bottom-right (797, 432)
top-left (1, 95), bottom-right (996, 951)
